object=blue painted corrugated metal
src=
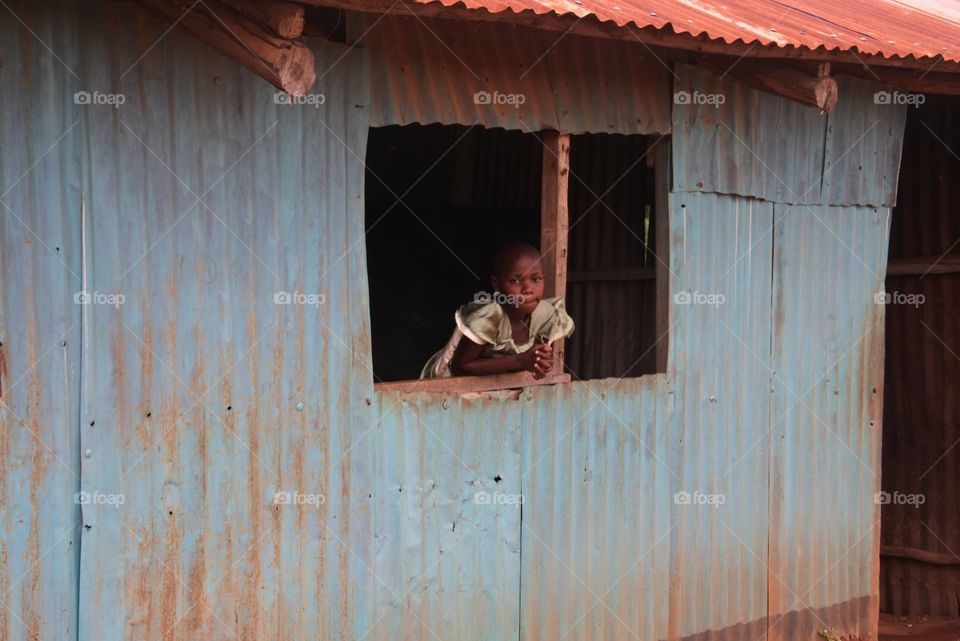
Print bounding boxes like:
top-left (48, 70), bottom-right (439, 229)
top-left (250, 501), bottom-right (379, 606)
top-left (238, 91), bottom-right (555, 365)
top-left (670, 192), bottom-right (775, 641)
top-left (0, 2), bottom-right (82, 640)
top-left (822, 76), bottom-right (907, 209)
top-left (672, 63), bottom-right (827, 206)
top-left (1, 2), bottom-right (905, 641)
top-left (768, 203), bottom-right (889, 641)
top-left (520, 377), bottom-right (674, 641)
top-left (367, 392), bottom-right (522, 640)
top-left (73, 3), bottom-right (374, 640)
top-left (673, 64), bottom-right (907, 208)
top-left (361, 15), bottom-right (672, 135)
top-left (669, 63), bottom-right (899, 640)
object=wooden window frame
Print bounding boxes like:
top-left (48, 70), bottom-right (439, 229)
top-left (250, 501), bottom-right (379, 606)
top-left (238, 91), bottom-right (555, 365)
top-left (373, 131), bottom-right (669, 395)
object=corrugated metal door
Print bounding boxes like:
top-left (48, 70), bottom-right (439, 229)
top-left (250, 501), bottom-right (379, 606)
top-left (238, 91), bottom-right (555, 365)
top-left (768, 204), bottom-right (889, 641)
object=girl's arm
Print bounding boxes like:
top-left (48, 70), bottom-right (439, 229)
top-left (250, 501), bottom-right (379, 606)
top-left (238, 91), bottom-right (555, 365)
top-left (451, 339), bottom-right (553, 378)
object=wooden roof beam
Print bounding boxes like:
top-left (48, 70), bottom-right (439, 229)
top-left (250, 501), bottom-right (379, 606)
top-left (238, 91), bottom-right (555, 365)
top-left (137, 0), bottom-right (316, 95)
top-left (832, 63), bottom-right (960, 96)
top-left (698, 57), bottom-right (839, 113)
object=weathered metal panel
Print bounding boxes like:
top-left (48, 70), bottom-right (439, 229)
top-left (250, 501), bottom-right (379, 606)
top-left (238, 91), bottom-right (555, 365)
top-left (405, 0), bottom-right (960, 64)
top-left (822, 75), bottom-right (907, 209)
top-left (672, 63), bottom-right (828, 206)
top-left (367, 391), bottom-right (522, 640)
top-left (74, 4), bottom-right (374, 641)
top-left (520, 377), bottom-right (674, 641)
top-left (674, 65), bottom-right (906, 208)
top-left (669, 191), bottom-right (773, 641)
top-left (768, 203), bottom-right (889, 641)
top-left (0, 2), bottom-right (82, 640)
top-left (361, 15), bottom-right (671, 135)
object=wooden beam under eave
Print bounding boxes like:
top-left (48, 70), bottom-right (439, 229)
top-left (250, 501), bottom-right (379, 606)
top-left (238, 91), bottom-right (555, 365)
top-left (833, 63), bottom-right (960, 96)
top-left (540, 131), bottom-right (570, 377)
top-left (698, 56), bottom-right (839, 112)
top-left (299, 0), bottom-right (960, 73)
top-left (222, 1), bottom-right (306, 39)
top-left (137, 0), bottom-right (316, 95)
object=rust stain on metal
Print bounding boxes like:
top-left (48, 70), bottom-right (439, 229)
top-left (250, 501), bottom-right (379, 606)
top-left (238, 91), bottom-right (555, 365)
top-left (136, 321), bottom-right (153, 449)
top-left (159, 510), bottom-right (180, 641)
top-left (0, 543), bottom-right (7, 641)
top-left (362, 14), bottom-right (671, 135)
top-left (243, 308), bottom-right (263, 641)
top-left (185, 532), bottom-right (206, 633)
top-left (25, 296), bottom-right (45, 641)
top-left (338, 447), bottom-right (352, 638)
top-left (124, 527), bottom-right (155, 636)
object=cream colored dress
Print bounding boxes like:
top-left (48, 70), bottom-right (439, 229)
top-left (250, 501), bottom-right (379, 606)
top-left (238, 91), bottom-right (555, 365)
top-left (420, 297), bottom-right (575, 379)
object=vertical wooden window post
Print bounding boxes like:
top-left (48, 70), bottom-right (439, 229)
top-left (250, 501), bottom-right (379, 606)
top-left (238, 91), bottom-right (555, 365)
top-left (654, 137), bottom-right (671, 374)
top-left (540, 131), bottom-right (570, 375)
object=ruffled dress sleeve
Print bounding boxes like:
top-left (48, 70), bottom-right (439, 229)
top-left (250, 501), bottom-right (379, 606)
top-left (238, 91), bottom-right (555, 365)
top-left (530, 297), bottom-right (575, 344)
top-left (455, 301), bottom-right (504, 346)
top-left (419, 301), bottom-right (505, 379)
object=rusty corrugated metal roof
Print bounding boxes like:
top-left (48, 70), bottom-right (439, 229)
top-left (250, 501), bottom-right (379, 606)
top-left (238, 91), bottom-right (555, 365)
top-left (408, 0), bottom-right (960, 64)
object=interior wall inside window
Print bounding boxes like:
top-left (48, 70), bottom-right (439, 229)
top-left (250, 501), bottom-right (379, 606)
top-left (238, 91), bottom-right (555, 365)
top-left (565, 133), bottom-right (661, 380)
top-left (364, 124), bottom-right (542, 382)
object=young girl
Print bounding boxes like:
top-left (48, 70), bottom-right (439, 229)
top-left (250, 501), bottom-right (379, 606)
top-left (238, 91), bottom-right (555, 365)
top-left (420, 242), bottom-right (575, 379)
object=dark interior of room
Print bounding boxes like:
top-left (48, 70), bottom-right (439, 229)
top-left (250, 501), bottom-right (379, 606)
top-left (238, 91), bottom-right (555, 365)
top-left (880, 94), bottom-right (960, 626)
top-left (364, 125), bottom-right (662, 383)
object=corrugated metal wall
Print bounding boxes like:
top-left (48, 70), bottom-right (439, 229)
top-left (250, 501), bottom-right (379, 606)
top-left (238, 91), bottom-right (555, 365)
top-left (882, 95), bottom-right (960, 616)
top-left (73, 3), bottom-right (375, 640)
top-left (671, 65), bottom-right (900, 641)
top-left (520, 377), bottom-right (674, 641)
top-left (1, 3), bottom-right (906, 641)
top-left (366, 393), bottom-right (523, 640)
top-left (0, 2), bottom-right (82, 640)
top-left (360, 14), bottom-right (673, 136)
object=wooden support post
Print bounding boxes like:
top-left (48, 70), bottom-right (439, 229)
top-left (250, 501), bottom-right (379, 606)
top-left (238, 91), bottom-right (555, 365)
top-left (653, 137), bottom-right (671, 374)
top-left (540, 131), bottom-right (570, 375)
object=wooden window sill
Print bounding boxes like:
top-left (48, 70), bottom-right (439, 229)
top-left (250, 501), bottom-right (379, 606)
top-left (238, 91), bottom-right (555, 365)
top-left (374, 372), bottom-right (571, 396)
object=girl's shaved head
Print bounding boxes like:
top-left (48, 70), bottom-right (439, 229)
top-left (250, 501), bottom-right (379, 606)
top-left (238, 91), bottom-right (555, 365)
top-left (492, 241), bottom-right (541, 278)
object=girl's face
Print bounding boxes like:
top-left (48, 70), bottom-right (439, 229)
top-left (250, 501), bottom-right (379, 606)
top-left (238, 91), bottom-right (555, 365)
top-left (492, 252), bottom-right (545, 315)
